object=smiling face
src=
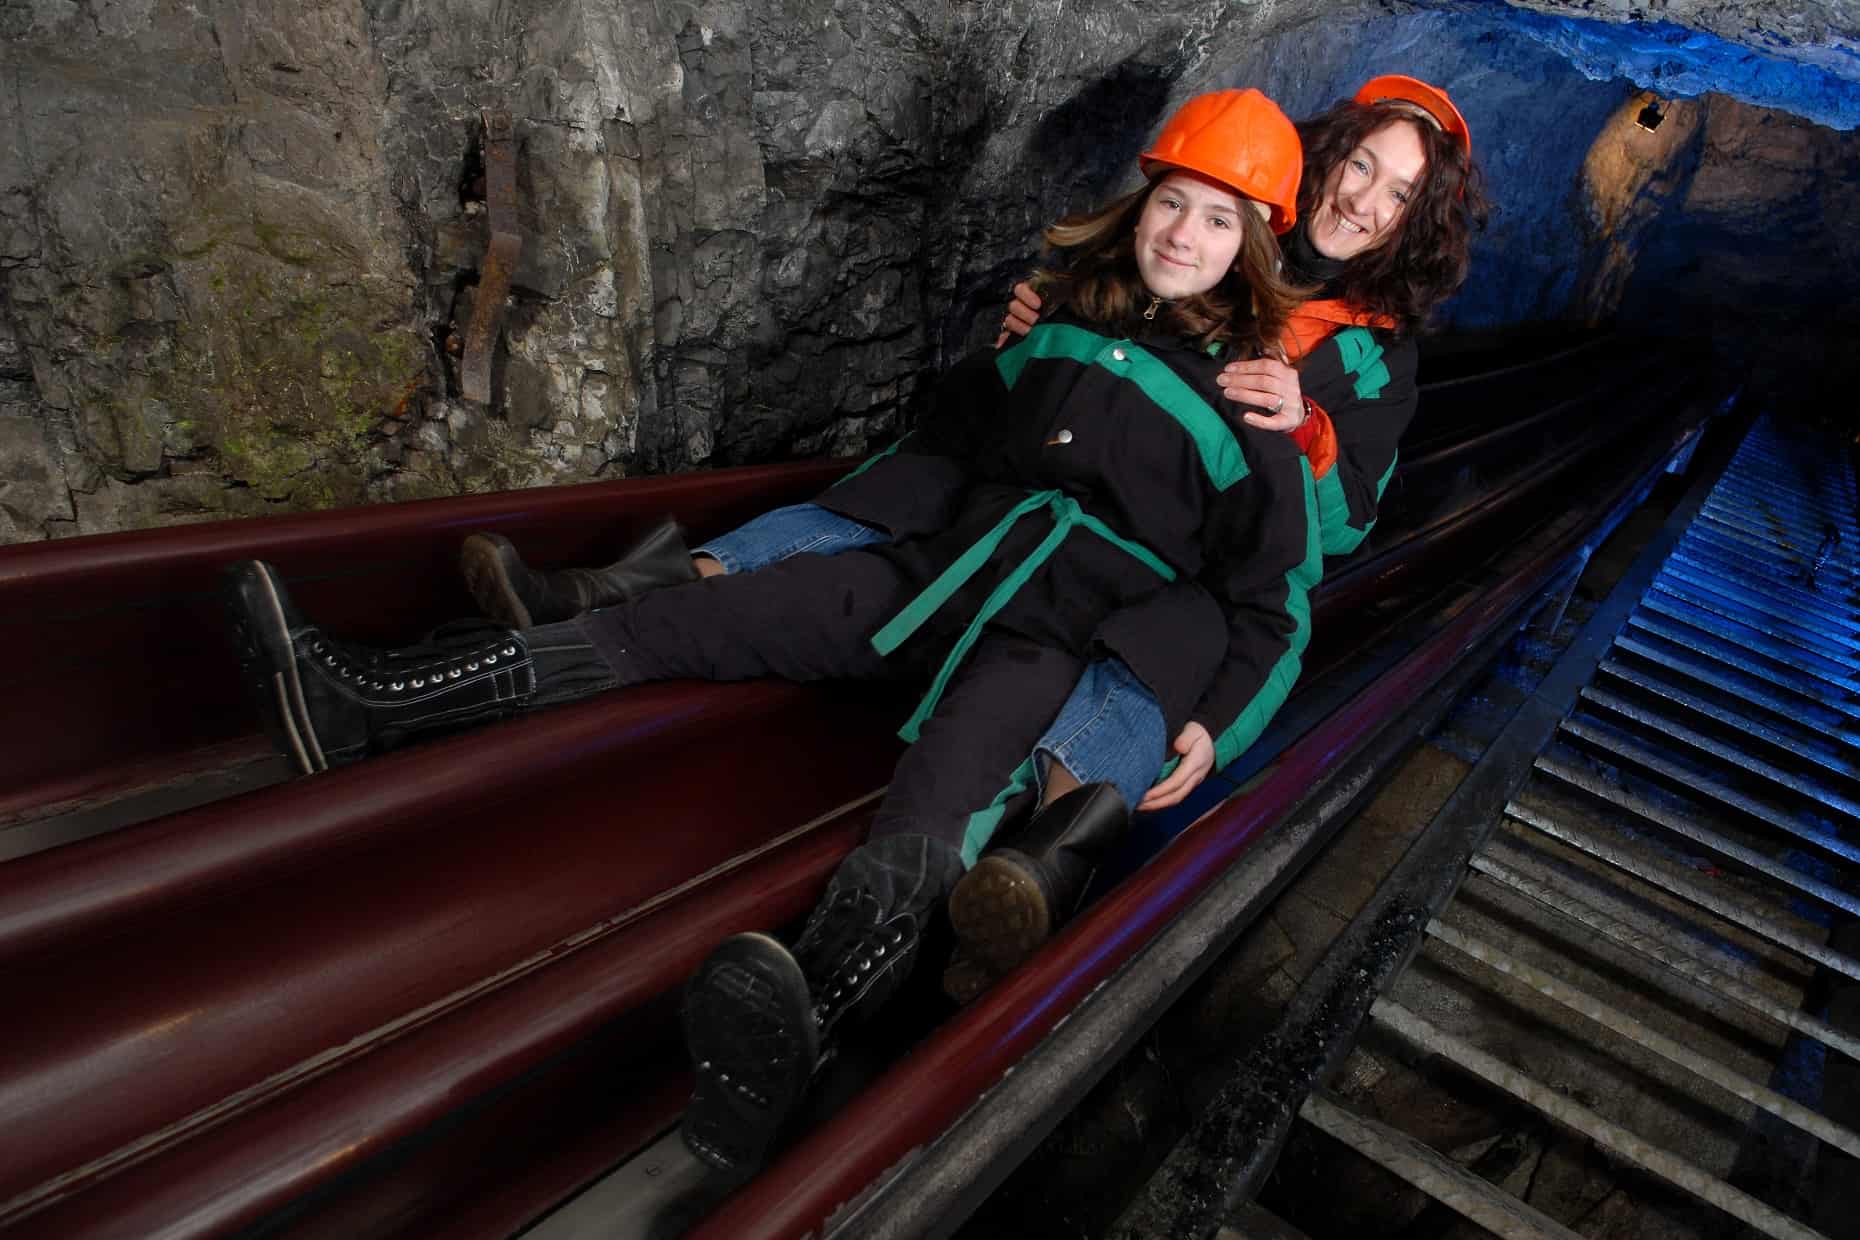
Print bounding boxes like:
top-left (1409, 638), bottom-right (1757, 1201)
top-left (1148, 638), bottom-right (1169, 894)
top-left (1307, 118), bottom-right (1428, 261)
top-left (1132, 171), bottom-right (1262, 301)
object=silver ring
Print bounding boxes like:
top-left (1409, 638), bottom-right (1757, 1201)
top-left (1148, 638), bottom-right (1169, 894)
top-left (1272, 397), bottom-right (1285, 412)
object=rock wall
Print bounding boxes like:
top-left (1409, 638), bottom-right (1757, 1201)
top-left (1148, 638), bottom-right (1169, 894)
top-left (1617, 96), bottom-right (1860, 410)
top-left (3, 0), bottom-right (1858, 541)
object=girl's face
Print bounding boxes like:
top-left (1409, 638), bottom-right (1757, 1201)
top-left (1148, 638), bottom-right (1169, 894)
top-left (1133, 172), bottom-right (1261, 301)
top-left (1308, 119), bottom-right (1428, 261)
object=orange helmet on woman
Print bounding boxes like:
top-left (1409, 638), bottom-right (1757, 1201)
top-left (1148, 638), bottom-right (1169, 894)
top-left (1138, 89), bottom-right (1303, 235)
top-left (1353, 74), bottom-right (1472, 155)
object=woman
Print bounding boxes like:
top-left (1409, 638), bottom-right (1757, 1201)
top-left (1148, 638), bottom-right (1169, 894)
top-left (227, 87), bottom-right (1325, 1176)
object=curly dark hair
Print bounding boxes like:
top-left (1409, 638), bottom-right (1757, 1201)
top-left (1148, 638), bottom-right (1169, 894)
top-left (1296, 100), bottom-right (1489, 335)
top-left (1030, 178), bottom-right (1311, 360)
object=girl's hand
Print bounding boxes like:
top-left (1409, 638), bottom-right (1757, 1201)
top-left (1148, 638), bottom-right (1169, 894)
top-left (1219, 357), bottom-right (1306, 432)
top-left (1138, 722), bottom-right (1216, 811)
top-left (993, 281), bottom-right (1044, 348)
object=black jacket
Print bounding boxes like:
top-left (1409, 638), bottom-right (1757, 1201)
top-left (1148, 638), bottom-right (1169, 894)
top-left (824, 313), bottom-right (1321, 769)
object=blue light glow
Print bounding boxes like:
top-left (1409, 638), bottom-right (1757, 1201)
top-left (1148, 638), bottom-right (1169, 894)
top-left (1487, 6), bottom-right (1860, 130)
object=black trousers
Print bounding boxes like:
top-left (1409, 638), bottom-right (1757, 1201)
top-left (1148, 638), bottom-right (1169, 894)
top-left (562, 550), bottom-right (1085, 867)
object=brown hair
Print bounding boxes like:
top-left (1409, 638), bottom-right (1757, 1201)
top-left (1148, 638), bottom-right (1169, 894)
top-left (1032, 178), bottom-right (1309, 360)
top-left (1296, 102), bottom-right (1489, 335)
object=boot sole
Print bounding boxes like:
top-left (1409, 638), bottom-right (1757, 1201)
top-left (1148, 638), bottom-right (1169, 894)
top-left (680, 932), bottom-right (819, 1179)
top-left (458, 534), bottom-right (535, 630)
top-left (225, 562), bottom-right (326, 776)
top-left (947, 854), bottom-right (1053, 978)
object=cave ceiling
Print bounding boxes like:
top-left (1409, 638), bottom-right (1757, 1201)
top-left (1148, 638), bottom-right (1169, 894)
top-left (1470, 0), bottom-right (1860, 129)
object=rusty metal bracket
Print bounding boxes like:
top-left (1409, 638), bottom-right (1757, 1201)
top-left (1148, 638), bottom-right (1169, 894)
top-left (461, 108), bottom-right (521, 405)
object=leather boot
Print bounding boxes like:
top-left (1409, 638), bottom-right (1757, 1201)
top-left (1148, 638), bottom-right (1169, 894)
top-left (227, 560), bottom-right (536, 775)
top-left (680, 836), bottom-right (959, 1177)
top-left (458, 517), bottom-right (699, 628)
top-left (946, 782), bottom-right (1129, 978)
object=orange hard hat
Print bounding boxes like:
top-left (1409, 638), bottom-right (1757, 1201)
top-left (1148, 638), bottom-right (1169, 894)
top-left (1354, 74), bottom-right (1472, 155)
top-left (1139, 89), bottom-right (1303, 234)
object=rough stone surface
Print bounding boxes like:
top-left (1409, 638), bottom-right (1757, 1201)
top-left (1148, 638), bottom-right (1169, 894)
top-left (1618, 96), bottom-right (1860, 405)
top-left (2, 0), bottom-right (1858, 541)
top-left (1488, 1), bottom-right (1860, 129)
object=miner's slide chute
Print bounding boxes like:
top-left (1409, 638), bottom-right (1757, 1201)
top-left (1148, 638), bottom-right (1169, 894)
top-left (0, 334), bottom-right (1724, 1237)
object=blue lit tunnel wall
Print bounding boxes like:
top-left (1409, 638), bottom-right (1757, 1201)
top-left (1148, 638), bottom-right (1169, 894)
top-left (1145, 5), bottom-right (1860, 405)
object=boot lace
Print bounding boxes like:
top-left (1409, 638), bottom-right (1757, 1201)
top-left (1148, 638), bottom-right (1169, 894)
top-left (793, 887), bottom-right (912, 1032)
top-left (307, 620), bottom-right (524, 696)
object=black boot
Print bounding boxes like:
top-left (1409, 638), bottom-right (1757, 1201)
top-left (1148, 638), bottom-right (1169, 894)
top-left (680, 836), bottom-right (961, 1177)
top-left (945, 782), bottom-right (1129, 979)
top-left (458, 517), bottom-right (699, 628)
top-left (227, 559), bottom-right (539, 774)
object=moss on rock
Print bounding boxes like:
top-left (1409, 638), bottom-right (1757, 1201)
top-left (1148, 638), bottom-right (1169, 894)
top-left (161, 264), bottom-right (426, 509)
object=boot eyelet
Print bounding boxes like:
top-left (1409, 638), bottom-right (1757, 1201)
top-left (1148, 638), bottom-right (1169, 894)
top-left (449, 668), bottom-right (462, 679)
top-left (467, 661), bottom-right (480, 671)
top-left (411, 677), bottom-right (425, 688)
top-left (485, 655), bottom-right (498, 665)
top-left (370, 680), bottom-right (384, 690)
top-left (312, 641), bottom-right (326, 654)
top-left (323, 654), bottom-right (337, 666)
top-left (873, 944), bottom-right (886, 958)
top-left (391, 681), bottom-right (406, 692)
top-left (890, 929), bottom-right (905, 945)
top-left (503, 645), bottom-right (518, 656)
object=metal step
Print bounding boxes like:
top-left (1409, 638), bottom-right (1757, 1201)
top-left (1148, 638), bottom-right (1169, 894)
top-left (1329, 415), bottom-right (1858, 1236)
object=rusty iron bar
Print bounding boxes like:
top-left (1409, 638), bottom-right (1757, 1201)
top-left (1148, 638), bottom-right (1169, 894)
top-left (1501, 804), bottom-right (1860, 982)
top-left (1298, 1091), bottom-right (1585, 1239)
top-left (1465, 853), bottom-right (1860, 1063)
top-left (1593, 656), bottom-right (1860, 784)
top-left (1577, 684), bottom-right (1860, 817)
top-left (1535, 742), bottom-right (1860, 890)
top-left (1547, 717), bottom-right (1860, 873)
top-left (1425, 919), bottom-right (1860, 1159)
top-left (461, 108), bottom-right (521, 405)
top-left (1371, 998), bottom-right (1831, 1240)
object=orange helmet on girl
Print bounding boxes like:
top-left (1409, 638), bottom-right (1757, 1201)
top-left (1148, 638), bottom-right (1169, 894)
top-left (1138, 89), bottom-right (1303, 235)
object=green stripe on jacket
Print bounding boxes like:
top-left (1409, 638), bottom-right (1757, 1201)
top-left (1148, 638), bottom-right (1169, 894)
top-left (1315, 451), bottom-right (1399, 557)
top-left (1332, 327), bottom-right (1390, 401)
top-left (997, 323), bottom-right (1247, 491)
top-left (1209, 457), bottom-right (1325, 771)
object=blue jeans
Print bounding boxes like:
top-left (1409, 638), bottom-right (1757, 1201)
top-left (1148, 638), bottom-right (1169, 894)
top-left (693, 503), bottom-right (887, 574)
top-left (1032, 656), bottom-right (1168, 814)
top-left (698, 504), bottom-right (1169, 811)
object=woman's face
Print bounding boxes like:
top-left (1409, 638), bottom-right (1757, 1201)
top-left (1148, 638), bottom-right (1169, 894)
top-left (1308, 119), bottom-right (1428, 261)
top-left (1133, 172), bottom-right (1261, 301)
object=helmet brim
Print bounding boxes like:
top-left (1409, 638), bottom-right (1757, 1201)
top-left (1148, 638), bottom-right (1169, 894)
top-left (1353, 75), bottom-right (1471, 155)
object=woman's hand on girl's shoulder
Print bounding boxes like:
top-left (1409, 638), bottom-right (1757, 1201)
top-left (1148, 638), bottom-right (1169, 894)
top-left (1219, 356), bottom-right (1306, 432)
top-left (993, 281), bottom-right (1044, 348)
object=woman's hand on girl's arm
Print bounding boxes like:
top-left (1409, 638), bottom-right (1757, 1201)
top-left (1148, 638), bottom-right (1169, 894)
top-left (1137, 722), bottom-right (1215, 811)
top-left (1219, 357), bottom-right (1306, 431)
top-left (993, 282), bottom-right (1045, 347)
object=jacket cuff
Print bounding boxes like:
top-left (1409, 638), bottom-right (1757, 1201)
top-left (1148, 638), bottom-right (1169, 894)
top-left (1291, 400), bottom-right (1338, 481)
